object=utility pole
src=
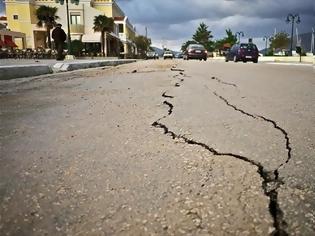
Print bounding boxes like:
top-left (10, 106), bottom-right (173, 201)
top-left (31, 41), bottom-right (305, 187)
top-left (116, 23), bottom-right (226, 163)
top-left (286, 13), bottom-right (300, 56)
top-left (145, 27), bottom-right (147, 38)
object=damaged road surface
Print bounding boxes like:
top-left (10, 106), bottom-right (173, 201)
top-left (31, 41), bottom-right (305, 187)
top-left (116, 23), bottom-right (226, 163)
top-left (1, 60), bottom-right (314, 235)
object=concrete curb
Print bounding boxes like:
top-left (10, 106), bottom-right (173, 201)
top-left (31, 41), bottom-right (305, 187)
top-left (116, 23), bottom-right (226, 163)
top-left (53, 59), bottom-right (136, 72)
top-left (0, 64), bottom-right (53, 80)
top-left (0, 59), bottom-right (136, 80)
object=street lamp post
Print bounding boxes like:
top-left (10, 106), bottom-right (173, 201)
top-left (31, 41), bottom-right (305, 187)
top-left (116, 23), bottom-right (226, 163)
top-left (312, 27), bottom-right (315, 55)
top-left (235, 31), bottom-right (244, 43)
top-left (55, 0), bottom-right (79, 56)
top-left (286, 13), bottom-right (300, 56)
top-left (263, 36), bottom-right (269, 56)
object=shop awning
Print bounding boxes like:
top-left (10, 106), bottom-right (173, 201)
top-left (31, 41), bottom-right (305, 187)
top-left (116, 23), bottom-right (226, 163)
top-left (120, 38), bottom-right (134, 45)
top-left (82, 33), bottom-right (101, 43)
top-left (108, 32), bottom-right (120, 40)
top-left (4, 38), bottom-right (17, 47)
top-left (82, 32), bottom-right (120, 43)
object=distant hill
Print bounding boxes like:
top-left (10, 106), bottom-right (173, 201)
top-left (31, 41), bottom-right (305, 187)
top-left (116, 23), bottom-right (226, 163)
top-left (150, 47), bottom-right (164, 56)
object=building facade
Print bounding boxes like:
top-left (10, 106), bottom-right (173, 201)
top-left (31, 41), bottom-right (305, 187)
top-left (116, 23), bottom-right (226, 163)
top-left (0, 16), bottom-right (26, 49)
top-left (4, 0), bottom-right (136, 56)
top-left (114, 16), bottom-right (136, 57)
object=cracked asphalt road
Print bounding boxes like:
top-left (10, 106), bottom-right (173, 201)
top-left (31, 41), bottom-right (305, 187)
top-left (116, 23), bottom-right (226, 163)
top-left (0, 60), bottom-right (314, 235)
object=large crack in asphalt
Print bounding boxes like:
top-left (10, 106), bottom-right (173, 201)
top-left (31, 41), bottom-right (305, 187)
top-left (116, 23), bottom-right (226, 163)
top-left (211, 76), bottom-right (237, 88)
top-left (212, 91), bottom-right (292, 171)
top-left (152, 68), bottom-right (289, 235)
top-left (162, 92), bottom-right (174, 99)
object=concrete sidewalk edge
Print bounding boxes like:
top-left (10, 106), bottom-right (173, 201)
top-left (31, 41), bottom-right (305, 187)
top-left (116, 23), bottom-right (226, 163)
top-left (0, 59), bottom-right (137, 80)
top-left (0, 64), bottom-right (53, 80)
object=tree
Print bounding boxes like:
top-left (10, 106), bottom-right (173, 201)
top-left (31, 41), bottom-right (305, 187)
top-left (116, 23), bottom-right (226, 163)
top-left (93, 15), bottom-right (114, 57)
top-left (224, 29), bottom-right (237, 46)
top-left (215, 29), bottom-right (237, 49)
top-left (213, 29), bottom-right (238, 55)
top-left (192, 22), bottom-right (214, 51)
top-left (214, 39), bottom-right (225, 51)
top-left (269, 32), bottom-right (290, 51)
top-left (134, 35), bottom-right (151, 58)
top-left (181, 40), bottom-right (197, 52)
top-left (36, 5), bottom-right (59, 49)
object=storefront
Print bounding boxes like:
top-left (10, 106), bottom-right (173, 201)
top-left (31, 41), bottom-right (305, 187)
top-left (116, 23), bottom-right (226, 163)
top-left (0, 29), bottom-right (26, 49)
top-left (82, 32), bottom-right (120, 57)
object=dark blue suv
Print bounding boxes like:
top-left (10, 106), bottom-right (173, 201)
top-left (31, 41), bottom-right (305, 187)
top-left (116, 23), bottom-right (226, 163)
top-left (225, 43), bottom-right (259, 63)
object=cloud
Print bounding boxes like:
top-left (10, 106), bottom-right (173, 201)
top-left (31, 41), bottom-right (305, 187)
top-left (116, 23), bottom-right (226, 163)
top-left (117, 0), bottom-right (315, 50)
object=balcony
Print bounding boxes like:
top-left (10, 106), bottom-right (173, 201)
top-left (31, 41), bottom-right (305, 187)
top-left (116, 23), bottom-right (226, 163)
top-left (70, 24), bottom-right (84, 34)
top-left (119, 33), bottom-right (127, 41)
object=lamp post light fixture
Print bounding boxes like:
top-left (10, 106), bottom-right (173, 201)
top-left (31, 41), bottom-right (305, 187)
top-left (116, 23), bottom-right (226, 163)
top-left (286, 13), bottom-right (300, 56)
top-left (55, 0), bottom-right (79, 56)
top-left (263, 36), bottom-right (269, 56)
top-left (235, 31), bottom-right (244, 43)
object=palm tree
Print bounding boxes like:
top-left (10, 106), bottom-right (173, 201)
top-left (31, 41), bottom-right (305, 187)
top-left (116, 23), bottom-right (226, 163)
top-left (93, 15), bottom-right (114, 57)
top-left (225, 29), bottom-right (237, 46)
top-left (36, 5), bottom-right (59, 49)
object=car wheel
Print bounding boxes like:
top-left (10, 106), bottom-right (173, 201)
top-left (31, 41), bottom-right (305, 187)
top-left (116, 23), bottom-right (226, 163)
top-left (225, 58), bottom-right (228, 62)
top-left (233, 56), bottom-right (238, 62)
top-left (204, 58), bottom-right (207, 61)
top-left (243, 60), bottom-right (247, 63)
top-left (253, 59), bottom-right (258, 63)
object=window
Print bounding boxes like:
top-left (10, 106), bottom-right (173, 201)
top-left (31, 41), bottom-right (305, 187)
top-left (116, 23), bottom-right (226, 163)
top-left (119, 24), bottom-right (124, 33)
top-left (70, 14), bottom-right (81, 24)
top-left (13, 15), bottom-right (18, 20)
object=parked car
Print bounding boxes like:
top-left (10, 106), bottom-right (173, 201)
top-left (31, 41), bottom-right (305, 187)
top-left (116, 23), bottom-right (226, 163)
top-left (225, 43), bottom-right (259, 63)
top-left (163, 50), bottom-right (174, 59)
top-left (175, 52), bottom-right (183, 58)
top-left (146, 51), bottom-right (159, 60)
top-left (183, 44), bottom-right (207, 61)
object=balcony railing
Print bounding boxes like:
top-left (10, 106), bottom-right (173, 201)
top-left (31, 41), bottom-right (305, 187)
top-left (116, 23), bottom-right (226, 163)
top-left (119, 33), bottom-right (127, 40)
top-left (70, 24), bottom-right (84, 34)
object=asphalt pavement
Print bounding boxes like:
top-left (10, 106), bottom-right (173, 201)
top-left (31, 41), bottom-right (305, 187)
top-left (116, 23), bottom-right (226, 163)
top-left (0, 60), bottom-right (314, 235)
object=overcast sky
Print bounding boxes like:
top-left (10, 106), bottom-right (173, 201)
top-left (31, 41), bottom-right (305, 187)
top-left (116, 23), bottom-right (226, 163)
top-left (117, 0), bottom-right (315, 50)
top-left (1, 0), bottom-right (314, 50)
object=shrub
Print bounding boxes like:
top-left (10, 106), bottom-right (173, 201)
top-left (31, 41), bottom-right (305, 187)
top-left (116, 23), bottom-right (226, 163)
top-left (70, 40), bottom-right (84, 57)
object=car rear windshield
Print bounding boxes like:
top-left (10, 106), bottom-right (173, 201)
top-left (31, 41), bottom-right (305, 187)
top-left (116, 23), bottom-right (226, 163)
top-left (190, 45), bottom-right (205, 50)
top-left (240, 43), bottom-right (257, 50)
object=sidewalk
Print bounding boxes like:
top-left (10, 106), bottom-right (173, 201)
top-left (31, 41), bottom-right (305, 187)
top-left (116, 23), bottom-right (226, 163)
top-left (209, 55), bottom-right (315, 64)
top-left (0, 58), bottom-right (136, 80)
